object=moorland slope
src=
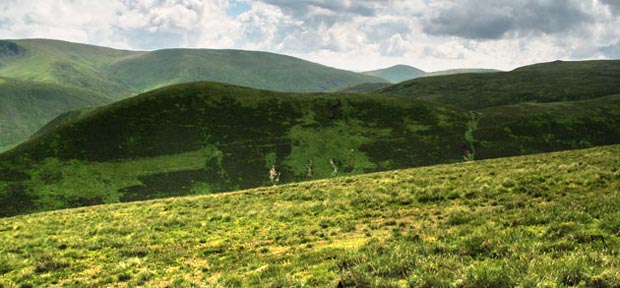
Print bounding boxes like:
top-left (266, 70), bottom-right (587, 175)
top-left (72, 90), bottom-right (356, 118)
top-left (0, 145), bottom-right (618, 286)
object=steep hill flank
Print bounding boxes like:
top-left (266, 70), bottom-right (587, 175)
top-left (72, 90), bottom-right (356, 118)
top-left (2, 82), bottom-right (620, 217)
top-left (0, 77), bottom-right (112, 152)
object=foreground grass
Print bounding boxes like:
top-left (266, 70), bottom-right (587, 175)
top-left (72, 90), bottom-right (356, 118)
top-left (1, 145), bottom-right (620, 287)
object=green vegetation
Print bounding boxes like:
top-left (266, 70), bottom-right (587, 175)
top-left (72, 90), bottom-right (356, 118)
top-left (0, 38), bottom-right (385, 98)
top-left (0, 38), bottom-right (386, 152)
top-left (379, 60), bottom-right (620, 110)
top-left (363, 64), bottom-right (499, 84)
top-left (475, 94), bottom-right (620, 159)
top-left (0, 77), bottom-right (112, 152)
top-left (363, 65), bottom-right (426, 83)
top-left (0, 82), bottom-right (467, 217)
top-left (2, 80), bottom-right (620, 217)
top-left (0, 145), bottom-right (619, 286)
top-left (420, 68), bottom-right (500, 78)
top-left (106, 48), bottom-right (386, 94)
top-left (334, 82), bottom-right (391, 93)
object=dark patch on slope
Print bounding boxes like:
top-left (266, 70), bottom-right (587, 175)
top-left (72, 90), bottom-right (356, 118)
top-left (120, 170), bottom-right (209, 202)
top-left (0, 41), bottom-right (26, 58)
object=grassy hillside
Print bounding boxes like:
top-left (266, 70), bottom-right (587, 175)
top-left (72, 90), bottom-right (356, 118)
top-left (363, 65), bottom-right (426, 83)
top-left (107, 48), bottom-right (387, 93)
top-left (0, 39), bottom-right (138, 99)
top-left (0, 82), bottom-right (468, 217)
top-left (334, 82), bottom-right (392, 93)
top-left (379, 60), bottom-right (620, 110)
top-left (0, 39), bottom-right (385, 97)
top-left (0, 77), bottom-right (112, 152)
top-left (363, 65), bottom-right (500, 84)
top-left (2, 81), bottom-right (620, 217)
top-left (475, 94), bottom-right (620, 159)
top-left (0, 145), bottom-right (619, 286)
top-left (421, 68), bottom-right (500, 78)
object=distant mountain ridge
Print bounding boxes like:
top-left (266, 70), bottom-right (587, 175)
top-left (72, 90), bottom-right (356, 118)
top-left (363, 65), bottom-right (426, 83)
top-left (0, 38), bottom-right (387, 151)
top-left (363, 64), bottom-right (500, 83)
top-left (0, 38), bottom-right (386, 98)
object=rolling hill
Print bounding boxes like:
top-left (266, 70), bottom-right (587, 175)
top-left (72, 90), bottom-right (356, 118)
top-left (333, 82), bottom-right (392, 93)
top-left (0, 145), bottom-right (618, 286)
top-left (379, 60), bottom-right (620, 110)
top-left (421, 68), bottom-right (500, 78)
top-left (0, 38), bottom-right (386, 152)
top-left (363, 65), bottom-right (500, 83)
top-left (363, 65), bottom-right (425, 83)
top-left (0, 39), bottom-right (386, 97)
top-left (1, 79), bottom-right (620, 217)
top-left (0, 81), bottom-right (468, 217)
top-left (0, 77), bottom-right (112, 152)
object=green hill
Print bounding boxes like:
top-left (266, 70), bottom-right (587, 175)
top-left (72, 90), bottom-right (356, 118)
top-left (0, 82), bottom-right (468, 217)
top-left (333, 82), bottom-right (392, 93)
top-left (107, 48), bottom-right (387, 93)
top-left (0, 77), bottom-right (112, 152)
top-left (1, 81), bottom-right (620, 217)
top-left (363, 65), bottom-right (500, 84)
top-left (0, 39), bottom-right (386, 97)
top-left (363, 65), bottom-right (426, 83)
top-left (0, 39), bottom-right (138, 99)
top-left (379, 60), bottom-right (620, 110)
top-left (0, 145), bottom-right (619, 286)
top-left (421, 68), bottom-right (500, 78)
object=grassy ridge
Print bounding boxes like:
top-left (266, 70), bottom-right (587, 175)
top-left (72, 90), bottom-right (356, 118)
top-left (363, 65), bottom-right (426, 83)
top-left (2, 82), bottom-right (620, 217)
top-left (0, 39), bottom-right (385, 97)
top-left (0, 82), bottom-right (468, 217)
top-left (0, 145), bottom-right (619, 286)
top-left (0, 77), bottom-right (112, 152)
top-left (379, 60), bottom-right (620, 110)
top-left (107, 48), bottom-right (387, 93)
top-left (0, 39), bottom-right (138, 99)
top-left (363, 65), bottom-right (500, 84)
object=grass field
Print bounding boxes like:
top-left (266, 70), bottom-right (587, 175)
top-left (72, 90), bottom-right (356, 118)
top-left (1, 145), bottom-right (619, 287)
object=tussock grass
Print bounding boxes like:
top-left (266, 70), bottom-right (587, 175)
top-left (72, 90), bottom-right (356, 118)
top-left (1, 145), bottom-right (619, 286)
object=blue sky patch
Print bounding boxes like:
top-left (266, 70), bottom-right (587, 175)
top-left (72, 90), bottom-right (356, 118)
top-left (226, 0), bottom-right (251, 17)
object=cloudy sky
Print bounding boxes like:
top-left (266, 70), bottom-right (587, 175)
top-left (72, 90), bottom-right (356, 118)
top-left (1, 0), bottom-right (619, 72)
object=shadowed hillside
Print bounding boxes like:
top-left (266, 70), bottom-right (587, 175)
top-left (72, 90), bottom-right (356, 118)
top-left (1, 80), bottom-right (620, 217)
top-left (0, 82), bottom-right (467, 216)
top-left (0, 145), bottom-right (619, 286)
top-left (0, 77), bottom-right (112, 152)
top-left (379, 60), bottom-right (620, 110)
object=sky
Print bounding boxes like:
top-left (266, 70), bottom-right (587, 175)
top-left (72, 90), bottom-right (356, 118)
top-left (0, 0), bottom-right (619, 72)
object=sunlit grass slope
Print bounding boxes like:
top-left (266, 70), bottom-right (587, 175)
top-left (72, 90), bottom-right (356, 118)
top-left (379, 60), bottom-right (620, 110)
top-left (0, 39), bottom-right (385, 97)
top-left (0, 77), bottom-right (112, 152)
top-left (1, 145), bottom-right (619, 287)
